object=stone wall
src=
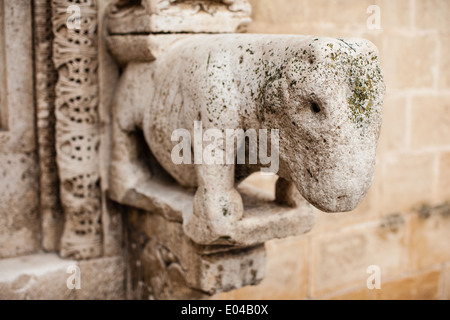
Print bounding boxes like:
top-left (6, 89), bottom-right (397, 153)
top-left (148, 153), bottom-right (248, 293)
top-left (0, 0), bottom-right (40, 259)
top-left (215, 0), bottom-right (450, 300)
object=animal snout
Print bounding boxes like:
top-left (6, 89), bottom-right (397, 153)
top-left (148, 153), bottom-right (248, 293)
top-left (332, 193), bottom-right (362, 213)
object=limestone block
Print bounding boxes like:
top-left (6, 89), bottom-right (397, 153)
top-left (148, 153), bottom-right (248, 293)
top-left (329, 287), bottom-right (372, 300)
top-left (107, 0), bottom-right (252, 34)
top-left (305, 0), bottom-right (372, 30)
top-left (381, 154), bottom-right (434, 214)
top-left (380, 0), bottom-right (412, 30)
top-left (125, 207), bottom-right (266, 298)
top-left (438, 153), bottom-right (450, 202)
top-left (415, 0), bottom-right (450, 31)
top-left (445, 265), bottom-right (450, 300)
top-left (0, 254), bottom-right (124, 299)
top-left (0, 154), bottom-right (40, 259)
top-left (0, 0), bottom-right (35, 153)
top-left (440, 35), bottom-right (450, 89)
top-left (311, 218), bottom-right (407, 297)
top-left (231, 237), bottom-right (309, 300)
top-left (248, 0), bottom-right (306, 25)
top-left (383, 35), bottom-right (437, 90)
top-left (328, 270), bottom-right (442, 300)
top-left (378, 95), bottom-right (407, 152)
top-left (411, 95), bottom-right (450, 149)
top-left (408, 205), bottom-right (450, 271)
top-left (373, 270), bottom-right (441, 300)
top-left (0, 0), bottom-right (40, 260)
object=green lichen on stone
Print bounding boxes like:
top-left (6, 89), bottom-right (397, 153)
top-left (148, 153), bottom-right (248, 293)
top-left (321, 43), bottom-right (383, 130)
top-left (346, 54), bottom-right (382, 130)
top-left (347, 75), bottom-right (375, 128)
top-left (222, 207), bottom-right (229, 216)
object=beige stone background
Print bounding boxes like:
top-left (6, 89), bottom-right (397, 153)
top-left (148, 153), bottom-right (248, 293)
top-left (216, 0), bottom-right (450, 300)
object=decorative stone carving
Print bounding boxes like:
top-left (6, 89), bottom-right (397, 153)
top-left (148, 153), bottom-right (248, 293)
top-left (108, 34), bottom-right (385, 246)
top-left (52, 0), bottom-right (103, 259)
top-left (34, 0), bottom-right (62, 252)
top-left (107, 0), bottom-right (252, 34)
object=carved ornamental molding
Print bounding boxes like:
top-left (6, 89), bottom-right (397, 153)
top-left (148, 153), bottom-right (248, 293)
top-left (52, 0), bottom-right (103, 259)
top-left (107, 0), bottom-right (252, 34)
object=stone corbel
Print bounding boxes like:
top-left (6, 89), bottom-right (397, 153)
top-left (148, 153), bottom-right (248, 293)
top-left (107, 0), bottom-right (252, 34)
top-left (105, 0), bottom-right (385, 299)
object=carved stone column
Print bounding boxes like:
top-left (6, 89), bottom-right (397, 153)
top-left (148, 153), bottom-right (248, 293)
top-left (52, 0), bottom-right (103, 259)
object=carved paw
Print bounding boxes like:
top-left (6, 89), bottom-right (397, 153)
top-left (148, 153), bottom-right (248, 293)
top-left (185, 187), bottom-right (244, 245)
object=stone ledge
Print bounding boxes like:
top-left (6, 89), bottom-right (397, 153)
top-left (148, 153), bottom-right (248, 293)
top-left (107, 0), bottom-right (252, 35)
top-left (0, 254), bottom-right (125, 300)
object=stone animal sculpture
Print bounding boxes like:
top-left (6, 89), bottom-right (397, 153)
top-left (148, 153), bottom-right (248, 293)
top-left (109, 34), bottom-right (385, 244)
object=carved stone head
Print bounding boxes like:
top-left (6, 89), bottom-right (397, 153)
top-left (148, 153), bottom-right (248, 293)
top-left (263, 38), bottom-right (385, 213)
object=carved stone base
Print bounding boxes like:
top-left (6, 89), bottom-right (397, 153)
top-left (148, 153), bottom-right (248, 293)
top-left (0, 254), bottom-right (124, 299)
top-left (124, 207), bottom-right (266, 299)
top-left (111, 175), bottom-right (317, 247)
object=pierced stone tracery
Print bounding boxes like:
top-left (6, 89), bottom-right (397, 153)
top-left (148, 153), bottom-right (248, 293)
top-left (52, 0), bottom-right (102, 259)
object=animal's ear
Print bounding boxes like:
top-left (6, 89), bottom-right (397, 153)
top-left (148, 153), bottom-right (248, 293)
top-left (263, 77), bottom-right (290, 113)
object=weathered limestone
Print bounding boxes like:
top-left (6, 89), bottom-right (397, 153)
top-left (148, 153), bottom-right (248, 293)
top-left (34, 0), bottom-right (62, 253)
top-left (0, 0), bottom-right (40, 259)
top-left (0, 0), bottom-right (36, 153)
top-left (0, 154), bottom-right (40, 259)
top-left (125, 206), bottom-right (266, 299)
top-left (108, 34), bottom-right (385, 245)
top-left (0, 254), bottom-right (124, 299)
top-left (107, 0), bottom-right (252, 34)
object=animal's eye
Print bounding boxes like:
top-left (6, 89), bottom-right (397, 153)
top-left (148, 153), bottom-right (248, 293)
top-left (310, 102), bottom-right (321, 113)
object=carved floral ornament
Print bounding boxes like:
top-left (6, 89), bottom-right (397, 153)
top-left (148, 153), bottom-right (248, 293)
top-left (52, 0), bottom-right (103, 259)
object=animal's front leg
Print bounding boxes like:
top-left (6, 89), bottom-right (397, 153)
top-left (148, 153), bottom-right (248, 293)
top-left (184, 164), bottom-right (244, 245)
top-left (108, 114), bottom-right (152, 202)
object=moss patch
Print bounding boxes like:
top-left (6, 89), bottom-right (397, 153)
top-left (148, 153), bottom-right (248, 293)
top-left (346, 55), bottom-right (383, 130)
